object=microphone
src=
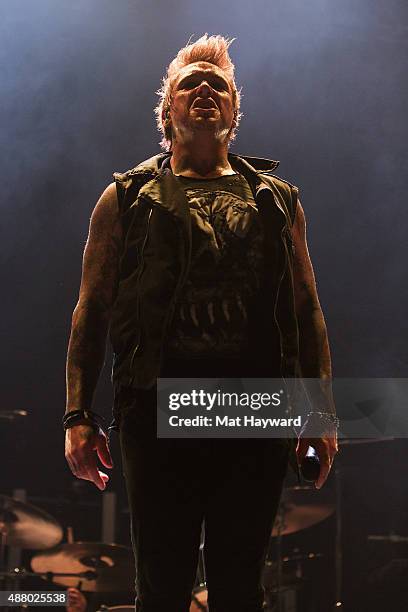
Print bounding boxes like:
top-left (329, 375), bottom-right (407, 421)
top-left (300, 446), bottom-right (320, 482)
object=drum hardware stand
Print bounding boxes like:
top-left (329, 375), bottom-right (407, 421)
top-left (191, 520), bottom-right (208, 611)
top-left (0, 526), bottom-right (11, 612)
top-left (0, 516), bottom-right (25, 612)
top-left (0, 568), bottom-right (98, 582)
top-left (266, 502), bottom-right (287, 612)
top-left (275, 504), bottom-right (286, 612)
top-left (333, 464), bottom-right (343, 610)
top-left (0, 525), bottom-right (8, 582)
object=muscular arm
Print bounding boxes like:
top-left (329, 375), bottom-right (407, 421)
top-left (291, 199), bottom-right (337, 488)
top-left (292, 199), bottom-right (332, 383)
top-left (66, 183), bottom-right (122, 412)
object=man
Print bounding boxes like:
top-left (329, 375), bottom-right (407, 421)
top-left (64, 34), bottom-right (338, 611)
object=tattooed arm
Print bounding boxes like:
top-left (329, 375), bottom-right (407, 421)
top-left (292, 200), bottom-right (332, 380)
top-left (65, 183), bottom-right (122, 490)
top-left (291, 199), bottom-right (338, 489)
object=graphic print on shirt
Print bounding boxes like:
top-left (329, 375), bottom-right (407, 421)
top-left (165, 174), bottom-right (266, 359)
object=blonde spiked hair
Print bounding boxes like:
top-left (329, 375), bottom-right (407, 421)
top-left (155, 34), bottom-right (242, 151)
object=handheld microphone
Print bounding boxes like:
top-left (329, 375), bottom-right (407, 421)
top-left (300, 446), bottom-right (320, 482)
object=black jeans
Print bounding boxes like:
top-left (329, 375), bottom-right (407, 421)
top-left (117, 386), bottom-right (289, 612)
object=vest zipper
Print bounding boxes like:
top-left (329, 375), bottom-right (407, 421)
top-left (273, 225), bottom-right (289, 377)
top-left (129, 206), bottom-right (153, 371)
top-left (157, 218), bottom-right (192, 373)
top-left (129, 201), bottom-right (188, 383)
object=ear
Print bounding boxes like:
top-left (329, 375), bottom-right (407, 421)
top-left (162, 107), bottom-right (171, 126)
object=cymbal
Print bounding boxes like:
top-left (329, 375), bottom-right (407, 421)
top-left (0, 409), bottom-right (27, 420)
top-left (281, 551), bottom-right (324, 562)
top-left (368, 534), bottom-right (408, 543)
top-left (31, 542), bottom-right (135, 593)
top-left (271, 486), bottom-right (334, 537)
top-left (0, 495), bottom-right (63, 549)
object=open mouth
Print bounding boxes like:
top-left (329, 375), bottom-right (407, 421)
top-left (192, 99), bottom-right (217, 110)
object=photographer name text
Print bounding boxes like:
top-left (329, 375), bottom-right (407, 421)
top-left (168, 415), bottom-right (302, 429)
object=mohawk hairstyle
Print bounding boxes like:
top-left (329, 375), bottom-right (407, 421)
top-left (154, 34), bottom-right (242, 151)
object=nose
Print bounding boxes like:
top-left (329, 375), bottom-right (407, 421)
top-left (195, 80), bottom-right (212, 96)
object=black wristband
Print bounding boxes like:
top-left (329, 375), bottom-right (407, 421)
top-left (63, 409), bottom-right (106, 433)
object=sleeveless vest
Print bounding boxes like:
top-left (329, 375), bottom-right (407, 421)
top-left (109, 152), bottom-right (301, 390)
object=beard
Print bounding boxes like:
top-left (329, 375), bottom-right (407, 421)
top-left (173, 114), bottom-right (233, 144)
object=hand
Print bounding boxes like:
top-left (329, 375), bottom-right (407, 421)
top-left (66, 587), bottom-right (87, 612)
top-left (296, 433), bottom-right (338, 490)
top-left (65, 424), bottom-right (113, 491)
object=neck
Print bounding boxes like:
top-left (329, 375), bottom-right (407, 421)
top-left (170, 136), bottom-right (234, 178)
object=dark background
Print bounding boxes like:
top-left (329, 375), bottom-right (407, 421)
top-left (1, 1), bottom-right (407, 609)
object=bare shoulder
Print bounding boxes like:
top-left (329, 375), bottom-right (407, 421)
top-left (291, 198), bottom-right (307, 242)
top-left (96, 182), bottom-right (118, 207)
top-left (87, 182), bottom-right (122, 246)
top-left (291, 199), bottom-right (319, 313)
top-left (90, 182), bottom-right (119, 226)
top-left (77, 183), bottom-right (122, 308)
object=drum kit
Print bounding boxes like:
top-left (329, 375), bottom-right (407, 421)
top-left (0, 487), bottom-right (332, 611)
top-left (0, 437), bottom-right (400, 611)
top-left (263, 485), bottom-right (334, 612)
top-left (0, 495), bottom-right (134, 609)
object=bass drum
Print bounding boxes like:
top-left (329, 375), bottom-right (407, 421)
top-left (190, 586), bottom-right (208, 611)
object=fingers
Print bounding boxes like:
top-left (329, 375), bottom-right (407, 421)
top-left (65, 427), bottom-right (111, 490)
top-left (73, 450), bottom-right (108, 490)
top-left (96, 435), bottom-right (114, 469)
top-left (296, 437), bottom-right (310, 464)
top-left (315, 452), bottom-right (331, 490)
top-left (84, 461), bottom-right (108, 491)
top-left (314, 438), bottom-right (337, 490)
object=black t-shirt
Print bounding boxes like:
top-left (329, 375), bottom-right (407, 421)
top-left (161, 173), bottom-right (281, 378)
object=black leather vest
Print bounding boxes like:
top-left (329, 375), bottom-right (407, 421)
top-left (109, 152), bottom-right (301, 390)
